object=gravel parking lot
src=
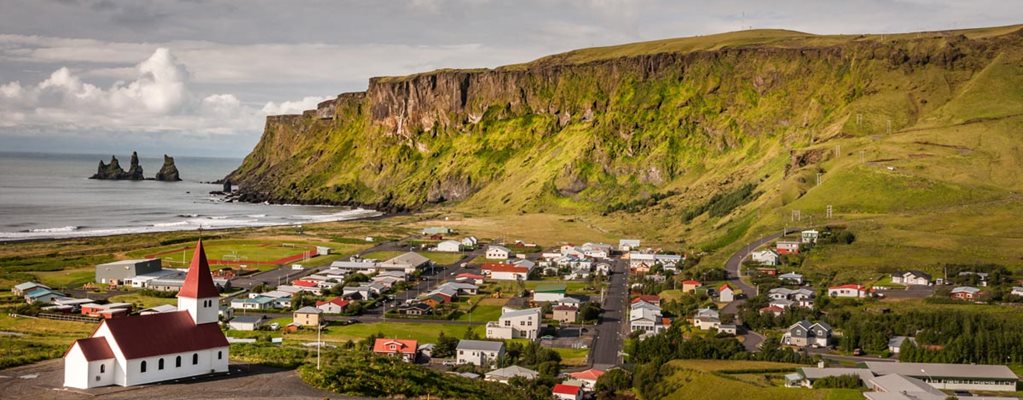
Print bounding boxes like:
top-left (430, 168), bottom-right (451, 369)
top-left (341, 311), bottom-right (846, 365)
top-left (0, 359), bottom-right (359, 400)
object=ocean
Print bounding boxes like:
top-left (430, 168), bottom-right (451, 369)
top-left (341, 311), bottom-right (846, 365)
top-left (0, 152), bottom-right (380, 241)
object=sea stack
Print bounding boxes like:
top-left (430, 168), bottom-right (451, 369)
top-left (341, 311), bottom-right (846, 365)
top-left (90, 151), bottom-right (145, 180)
top-left (155, 154), bottom-right (182, 181)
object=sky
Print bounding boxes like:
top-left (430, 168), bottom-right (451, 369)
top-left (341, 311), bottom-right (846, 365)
top-left (1, 0), bottom-right (1021, 157)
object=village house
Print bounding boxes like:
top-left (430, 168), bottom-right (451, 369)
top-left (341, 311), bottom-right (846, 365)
top-left (455, 273), bottom-right (486, 285)
top-left (828, 284), bottom-right (871, 298)
top-left (681, 279), bottom-right (702, 293)
top-left (779, 272), bottom-right (804, 284)
top-left (891, 270), bottom-right (932, 286)
top-left (750, 249), bottom-right (780, 266)
top-left (759, 305), bottom-right (785, 316)
top-left (718, 284), bottom-right (735, 302)
top-left (801, 230), bottom-right (819, 244)
top-left (782, 320), bottom-right (831, 348)
top-left (421, 227), bottom-right (453, 236)
top-left (12, 282), bottom-right (49, 296)
top-left (328, 260), bottom-right (379, 274)
top-left (776, 240), bottom-right (801, 255)
top-left (231, 295), bottom-right (275, 310)
top-left (533, 283), bottom-right (567, 302)
top-left (377, 252), bottom-right (431, 274)
top-left (95, 259), bottom-right (163, 285)
top-left (888, 336), bottom-right (917, 354)
top-left (568, 368), bottom-right (605, 391)
top-left (691, 308), bottom-right (721, 331)
top-left (618, 239), bottom-right (641, 252)
top-left (373, 338), bottom-right (418, 362)
top-left (580, 243), bottom-right (613, 259)
top-left (486, 307), bottom-right (543, 340)
top-left (552, 383), bottom-right (583, 400)
top-left (436, 240), bottom-right (462, 252)
top-left (767, 287), bottom-right (815, 308)
top-left (63, 241), bottom-right (229, 389)
top-left (1012, 287), bottom-right (1023, 297)
top-left (485, 365), bottom-right (539, 383)
top-left (293, 306), bottom-right (322, 327)
top-left (456, 340), bottom-right (505, 367)
top-left (229, 315), bottom-right (266, 331)
top-left (482, 262), bottom-right (530, 281)
top-left (396, 302), bottom-right (433, 316)
top-left (552, 305), bottom-right (579, 324)
top-left (951, 286), bottom-right (982, 301)
top-left (139, 304), bottom-right (178, 315)
top-left (460, 236), bottom-right (479, 249)
top-left (485, 245), bottom-right (512, 260)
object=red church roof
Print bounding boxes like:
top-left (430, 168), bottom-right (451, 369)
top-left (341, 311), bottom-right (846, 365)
top-left (100, 311), bottom-right (228, 359)
top-left (177, 240), bottom-right (220, 299)
top-left (67, 337), bottom-right (114, 361)
top-left (552, 383), bottom-right (581, 396)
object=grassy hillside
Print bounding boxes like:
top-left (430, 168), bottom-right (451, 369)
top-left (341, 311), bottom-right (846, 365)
top-left (228, 25), bottom-right (1023, 275)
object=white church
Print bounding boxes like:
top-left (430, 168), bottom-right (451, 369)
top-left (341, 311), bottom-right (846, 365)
top-left (63, 240), bottom-right (229, 389)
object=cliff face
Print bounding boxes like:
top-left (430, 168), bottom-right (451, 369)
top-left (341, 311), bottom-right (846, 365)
top-left (227, 26), bottom-right (1023, 214)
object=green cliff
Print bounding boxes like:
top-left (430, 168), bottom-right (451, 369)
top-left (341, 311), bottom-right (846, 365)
top-left (227, 25), bottom-right (1023, 246)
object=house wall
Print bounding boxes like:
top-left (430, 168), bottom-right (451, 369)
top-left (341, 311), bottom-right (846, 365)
top-left (486, 325), bottom-right (514, 339)
top-left (928, 379), bottom-right (1017, 392)
top-left (486, 249), bottom-right (509, 259)
top-left (295, 312), bottom-right (320, 326)
top-left (122, 346), bottom-right (228, 386)
top-left (534, 292), bottom-right (565, 302)
top-left (177, 296), bottom-right (219, 325)
top-left (456, 349), bottom-right (503, 366)
top-left (491, 271), bottom-right (526, 280)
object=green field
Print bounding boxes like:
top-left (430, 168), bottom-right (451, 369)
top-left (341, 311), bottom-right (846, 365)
top-left (456, 304), bottom-right (505, 322)
top-left (0, 314), bottom-right (97, 369)
top-left (661, 360), bottom-right (850, 400)
top-left (30, 266), bottom-right (96, 289)
top-left (274, 321), bottom-right (486, 344)
top-left (128, 239), bottom-right (368, 271)
top-left (552, 347), bottom-right (589, 366)
top-left (107, 293), bottom-right (177, 309)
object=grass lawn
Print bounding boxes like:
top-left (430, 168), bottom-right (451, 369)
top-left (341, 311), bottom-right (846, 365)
top-left (661, 360), bottom-right (850, 400)
top-left (128, 239), bottom-right (366, 269)
top-left (360, 250), bottom-right (405, 261)
top-left (0, 314), bottom-right (97, 369)
top-left (107, 293), bottom-right (177, 309)
top-left (283, 321), bottom-right (485, 344)
top-left (552, 347), bottom-right (589, 366)
top-left (30, 266), bottom-right (95, 289)
top-left (456, 303), bottom-right (505, 322)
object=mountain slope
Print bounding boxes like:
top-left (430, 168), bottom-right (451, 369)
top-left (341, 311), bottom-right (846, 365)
top-left (227, 25), bottom-right (1023, 258)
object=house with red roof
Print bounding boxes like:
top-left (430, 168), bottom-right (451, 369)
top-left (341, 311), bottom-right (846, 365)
top-left (373, 338), bottom-right (418, 362)
top-left (315, 297), bottom-right (349, 314)
top-left (552, 383), bottom-right (583, 400)
top-left (482, 262), bottom-right (530, 281)
top-left (718, 283), bottom-right (735, 302)
top-left (455, 273), bottom-right (486, 285)
top-left (568, 368), bottom-right (605, 391)
top-left (681, 279), bottom-right (702, 293)
top-left (63, 240), bottom-right (229, 389)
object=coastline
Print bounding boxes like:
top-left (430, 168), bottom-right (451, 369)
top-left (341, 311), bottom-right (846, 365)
top-left (0, 208), bottom-right (385, 243)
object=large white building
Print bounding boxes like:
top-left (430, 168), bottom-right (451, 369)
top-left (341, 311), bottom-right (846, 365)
top-left (456, 340), bottom-right (505, 367)
top-left (486, 307), bottom-right (542, 340)
top-left (63, 241), bottom-right (229, 389)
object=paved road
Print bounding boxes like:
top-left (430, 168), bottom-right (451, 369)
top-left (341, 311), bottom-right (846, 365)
top-left (721, 227), bottom-right (802, 314)
top-left (590, 257), bottom-right (628, 369)
top-left (720, 228), bottom-right (800, 352)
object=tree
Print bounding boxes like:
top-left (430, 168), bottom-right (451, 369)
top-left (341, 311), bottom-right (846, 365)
top-left (434, 332), bottom-right (459, 358)
top-left (463, 325), bottom-right (481, 340)
top-left (595, 368), bottom-right (632, 393)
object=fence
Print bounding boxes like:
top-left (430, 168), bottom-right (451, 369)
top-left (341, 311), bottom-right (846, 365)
top-left (37, 312), bottom-right (102, 323)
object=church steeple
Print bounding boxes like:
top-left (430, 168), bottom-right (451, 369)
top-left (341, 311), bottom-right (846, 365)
top-left (177, 240), bottom-right (220, 325)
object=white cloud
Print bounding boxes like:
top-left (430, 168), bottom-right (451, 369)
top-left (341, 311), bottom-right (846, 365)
top-left (0, 48), bottom-right (327, 136)
top-left (261, 96), bottom-right (329, 115)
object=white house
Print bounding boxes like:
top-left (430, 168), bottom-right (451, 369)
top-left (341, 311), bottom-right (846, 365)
top-left (750, 249), bottom-right (780, 266)
top-left (436, 240), bottom-right (462, 253)
top-left (718, 284), bottom-right (735, 302)
top-left (456, 340), bottom-right (505, 367)
top-left (532, 283), bottom-right (567, 302)
top-left (482, 262), bottom-right (530, 281)
top-left (828, 284), bottom-right (870, 298)
top-left (1012, 287), bottom-right (1023, 297)
top-left (485, 245), bottom-right (511, 260)
top-left (779, 272), bottom-right (804, 284)
top-left (888, 336), bottom-right (917, 354)
top-left (891, 270), bottom-right (932, 286)
top-left (801, 230), bottom-right (819, 244)
top-left (228, 315), bottom-right (267, 331)
top-left (692, 308), bottom-right (721, 331)
top-left (63, 240), bottom-right (229, 389)
top-left (618, 239), bottom-right (641, 252)
top-left (486, 307), bottom-right (542, 340)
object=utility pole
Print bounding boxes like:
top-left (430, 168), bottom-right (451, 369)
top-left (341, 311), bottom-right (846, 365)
top-left (316, 322), bottom-right (322, 370)
top-left (826, 205), bottom-right (833, 219)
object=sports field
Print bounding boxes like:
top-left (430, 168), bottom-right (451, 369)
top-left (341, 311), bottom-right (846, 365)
top-left (128, 239), bottom-right (361, 270)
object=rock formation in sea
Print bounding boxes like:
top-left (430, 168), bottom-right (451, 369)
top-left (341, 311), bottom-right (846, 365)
top-left (155, 154), bottom-right (182, 181)
top-left (90, 151), bottom-right (145, 180)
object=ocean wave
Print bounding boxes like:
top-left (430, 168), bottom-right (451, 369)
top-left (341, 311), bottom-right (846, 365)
top-left (246, 214), bottom-right (267, 218)
top-left (177, 213), bottom-right (199, 218)
top-left (152, 221), bottom-right (190, 227)
top-left (28, 226), bottom-right (79, 233)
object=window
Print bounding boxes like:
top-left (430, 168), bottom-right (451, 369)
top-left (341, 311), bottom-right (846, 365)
top-left (100, 364), bottom-right (105, 373)
top-left (218, 351), bottom-right (222, 360)
top-left (158, 358), bottom-right (164, 370)
top-left (193, 353), bottom-right (198, 365)
top-left (176, 356), bottom-right (181, 367)
top-left (140, 361), bottom-right (147, 373)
